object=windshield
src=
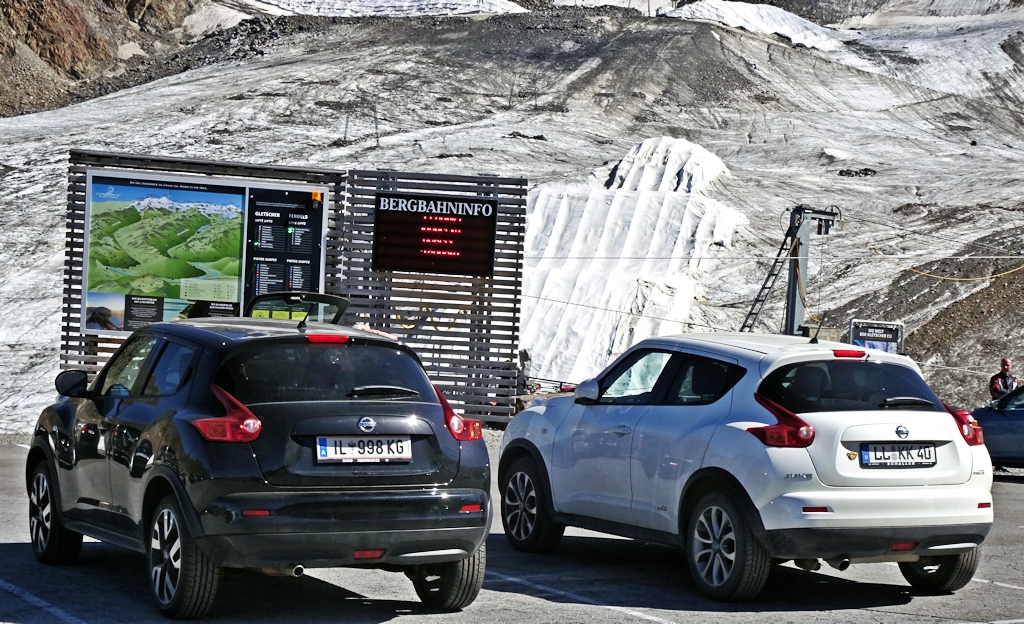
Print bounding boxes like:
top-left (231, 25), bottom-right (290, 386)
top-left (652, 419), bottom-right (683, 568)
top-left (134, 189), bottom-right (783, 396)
top-left (215, 340), bottom-right (435, 404)
top-left (758, 360), bottom-right (943, 414)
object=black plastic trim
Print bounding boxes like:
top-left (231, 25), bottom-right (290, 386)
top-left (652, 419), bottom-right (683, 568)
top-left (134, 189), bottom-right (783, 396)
top-left (549, 512), bottom-right (682, 548)
top-left (759, 523), bottom-right (992, 559)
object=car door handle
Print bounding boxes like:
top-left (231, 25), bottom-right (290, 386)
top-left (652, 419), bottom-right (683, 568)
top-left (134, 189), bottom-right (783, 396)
top-left (611, 425), bottom-right (632, 436)
top-left (98, 421), bottom-right (112, 432)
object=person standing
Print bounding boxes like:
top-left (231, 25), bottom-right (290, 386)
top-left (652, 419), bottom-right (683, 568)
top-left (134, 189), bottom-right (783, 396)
top-left (989, 357), bottom-right (1020, 400)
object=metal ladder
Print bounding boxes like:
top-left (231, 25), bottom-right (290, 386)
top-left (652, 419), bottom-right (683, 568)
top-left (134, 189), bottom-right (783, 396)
top-left (739, 231), bottom-right (796, 332)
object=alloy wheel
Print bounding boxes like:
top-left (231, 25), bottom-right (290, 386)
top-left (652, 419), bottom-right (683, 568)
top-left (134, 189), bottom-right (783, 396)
top-left (692, 505), bottom-right (737, 587)
top-left (151, 509), bottom-right (182, 605)
top-left (504, 471), bottom-right (537, 541)
top-left (29, 473), bottom-right (51, 553)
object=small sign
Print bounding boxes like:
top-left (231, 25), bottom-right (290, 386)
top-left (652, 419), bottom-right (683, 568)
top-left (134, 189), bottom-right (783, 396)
top-left (372, 191), bottom-right (498, 276)
top-left (242, 187), bottom-right (328, 307)
top-left (849, 319), bottom-right (905, 354)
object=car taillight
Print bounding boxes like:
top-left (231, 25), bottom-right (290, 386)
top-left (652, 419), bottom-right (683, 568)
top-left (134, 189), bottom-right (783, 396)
top-left (433, 385), bottom-right (482, 442)
top-left (748, 393), bottom-right (816, 448)
top-left (832, 349), bottom-right (866, 358)
top-left (943, 402), bottom-right (984, 446)
top-left (306, 334), bottom-right (349, 343)
top-left (193, 384), bottom-right (262, 443)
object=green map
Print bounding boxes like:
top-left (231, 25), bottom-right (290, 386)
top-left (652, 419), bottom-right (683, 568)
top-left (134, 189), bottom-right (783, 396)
top-left (88, 199), bottom-right (242, 302)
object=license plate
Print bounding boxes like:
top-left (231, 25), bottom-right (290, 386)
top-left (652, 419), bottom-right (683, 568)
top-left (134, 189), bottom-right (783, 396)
top-left (316, 436), bottom-right (412, 463)
top-left (860, 443), bottom-right (936, 468)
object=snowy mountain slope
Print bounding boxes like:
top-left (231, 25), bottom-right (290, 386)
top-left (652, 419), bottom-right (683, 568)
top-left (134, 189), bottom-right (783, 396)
top-left (664, 0), bottom-right (847, 51)
top-left (2, 5), bottom-right (1024, 432)
top-left (253, 0), bottom-right (528, 16)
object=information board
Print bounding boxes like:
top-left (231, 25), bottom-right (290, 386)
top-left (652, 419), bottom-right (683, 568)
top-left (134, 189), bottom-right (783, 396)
top-left (83, 171), bottom-right (328, 336)
top-left (849, 319), bottom-right (905, 354)
top-left (371, 191), bottom-right (498, 276)
top-left (242, 187), bottom-right (328, 308)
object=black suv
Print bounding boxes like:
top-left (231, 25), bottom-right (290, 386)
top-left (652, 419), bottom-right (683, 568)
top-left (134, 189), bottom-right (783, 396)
top-left (26, 318), bottom-right (490, 617)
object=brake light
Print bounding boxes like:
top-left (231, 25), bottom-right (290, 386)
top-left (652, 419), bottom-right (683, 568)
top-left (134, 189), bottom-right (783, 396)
top-left (193, 384), bottom-right (262, 442)
top-left (891, 542), bottom-right (917, 551)
top-left (832, 349), bottom-right (866, 358)
top-left (460, 504), bottom-right (482, 513)
top-left (353, 549), bottom-right (385, 560)
top-left (748, 394), bottom-right (816, 447)
top-left (943, 402), bottom-right (984, 446)
top-left (307, 334), bottom-right (349, 343)
top-left (433, 385), bottom-right (483, 442)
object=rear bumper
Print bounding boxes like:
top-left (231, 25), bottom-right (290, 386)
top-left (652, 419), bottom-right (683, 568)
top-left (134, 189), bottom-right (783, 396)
top-left (758, 523), bottom-right (991, 560)
top-left (196, 526), bottom-right (488, 568)
top-left (194, 487), bottom-right (490, 568)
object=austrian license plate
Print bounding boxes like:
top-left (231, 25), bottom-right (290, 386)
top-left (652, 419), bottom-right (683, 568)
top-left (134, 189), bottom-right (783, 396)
top-left (860, 443), bottom-right (936, 468)
top-left (316, 436), bottom-right (412, 463)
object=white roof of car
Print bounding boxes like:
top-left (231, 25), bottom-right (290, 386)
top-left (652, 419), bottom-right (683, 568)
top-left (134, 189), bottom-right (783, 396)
top-left (638, 332), bottom-right (917, 377)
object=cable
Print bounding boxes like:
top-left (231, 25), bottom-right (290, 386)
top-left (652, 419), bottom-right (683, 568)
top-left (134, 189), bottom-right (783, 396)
top-left (838, 221), bottom-right (1024, 282)
top-left (919, 363), bottom-right (995, 377)
top-left (842, 213), bottom-right (1022, 257)
top-left (521, 294), bottom-right (733, 331)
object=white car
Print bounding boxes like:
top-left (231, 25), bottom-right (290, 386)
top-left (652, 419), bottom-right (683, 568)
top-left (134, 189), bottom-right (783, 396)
top-left (499, 333), bottom-right (993, 601)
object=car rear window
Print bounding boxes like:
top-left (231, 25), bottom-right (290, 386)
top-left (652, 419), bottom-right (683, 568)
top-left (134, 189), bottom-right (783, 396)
top-left (757, 360), bottom-right (943, 414)
top-left (214, 340), bottom-right (436, 404)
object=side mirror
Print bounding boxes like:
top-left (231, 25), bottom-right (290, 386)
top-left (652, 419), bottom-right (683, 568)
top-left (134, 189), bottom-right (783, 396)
top-left (574, 378), bottom-right (600, 405)
top-left (55, 370), bottom-right (90, 398)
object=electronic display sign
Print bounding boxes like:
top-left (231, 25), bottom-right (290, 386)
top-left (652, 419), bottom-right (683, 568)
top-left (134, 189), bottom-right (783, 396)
top-left (372, 191), bottom-right (498, 277)
top-left (242, 187), bottom-right (328, 309)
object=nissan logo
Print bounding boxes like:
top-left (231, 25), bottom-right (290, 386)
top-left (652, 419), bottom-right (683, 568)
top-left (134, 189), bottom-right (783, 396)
top-left (358, 417), bottom-right (377, 433)
top-left (895, 425), bottom-right (909, 439)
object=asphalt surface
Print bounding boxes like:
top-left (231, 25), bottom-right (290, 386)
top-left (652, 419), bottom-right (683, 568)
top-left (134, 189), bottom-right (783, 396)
top-left (0, 439), bottom-right (1022, 624)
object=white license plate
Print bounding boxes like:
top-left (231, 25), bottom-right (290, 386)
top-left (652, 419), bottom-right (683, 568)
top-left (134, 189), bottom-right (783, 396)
top-left (860, 443), bottom-right (936, 468)
top-left (316, 436), bottom-right (412, 463)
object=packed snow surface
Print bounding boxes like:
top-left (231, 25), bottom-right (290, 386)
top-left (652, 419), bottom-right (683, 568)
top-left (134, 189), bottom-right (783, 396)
top-left (255, 0), bottom-right (527, 16)
top-left (664, 0), bottom-right (845, 51)
top-left (521, 138), bottom-right (745, 383)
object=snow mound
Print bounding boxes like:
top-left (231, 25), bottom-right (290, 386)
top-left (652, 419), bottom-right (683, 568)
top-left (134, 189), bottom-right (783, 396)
top-left (184, 1), bottom-right (250, 38)
top-left (254, 0), bottom-right (527, 16)
top-left (520, 137), bottom-right (747, 384)
top-left (664, 0), bottom-right (844, 52)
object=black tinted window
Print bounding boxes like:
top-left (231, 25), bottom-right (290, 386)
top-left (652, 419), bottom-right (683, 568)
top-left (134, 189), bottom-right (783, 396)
top-left (758, 360), bottom-right (942, 413)
top-left (144, 342), bottom-right (198, 395)
top-left (669, 355), bottom-right (745, 406)
top-left (215, 341), bottom-right (435, 404)
top-left (101, 336), bottom-right (158, 396)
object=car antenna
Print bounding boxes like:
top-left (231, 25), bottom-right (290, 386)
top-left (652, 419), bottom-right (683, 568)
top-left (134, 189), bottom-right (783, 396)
top-left (809, 312), bottom-right (827, 344)
top-left (297, 317), bottom-right (307, 334)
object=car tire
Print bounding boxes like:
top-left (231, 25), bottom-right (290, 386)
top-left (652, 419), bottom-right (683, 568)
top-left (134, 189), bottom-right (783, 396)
top-left (500, 457), bottom-right (564, 553)
top-left (148, 495), bottom-right (222, 619)
top-left (686, 491), bottom-right (770, 602)
top-left (408, 543), bottom-right (486, 610)
top-left (29, 462), bottom-right (82, 564)
top-left (898, 548), bottom-right (980, 593)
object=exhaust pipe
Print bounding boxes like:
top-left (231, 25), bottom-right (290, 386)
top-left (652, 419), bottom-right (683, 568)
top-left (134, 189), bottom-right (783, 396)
top-left (260, 565), bottom-right (304, 577)
top-left (793, 558), bottom-right (821, 572)
top-left (826, 558), bottom-right (850, 571)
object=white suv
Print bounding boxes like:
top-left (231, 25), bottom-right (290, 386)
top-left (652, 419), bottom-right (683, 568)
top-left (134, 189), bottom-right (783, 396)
top-left (499, 333), bottom-right (993, 601)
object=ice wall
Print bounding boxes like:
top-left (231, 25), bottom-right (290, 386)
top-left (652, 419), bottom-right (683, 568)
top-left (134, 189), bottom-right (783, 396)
top-left (664, 0), bottom-right (845, 52)
top-left (254, 0), bottom-right (528, 17)
top-left (521, 137), bottom-right (747, 383)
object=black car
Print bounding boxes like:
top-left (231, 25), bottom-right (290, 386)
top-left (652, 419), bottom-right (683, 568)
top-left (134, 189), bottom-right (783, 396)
top-left (971, 385), bottom-right (1024, 468)
top-left (26, 318), bottom-right (490, 618)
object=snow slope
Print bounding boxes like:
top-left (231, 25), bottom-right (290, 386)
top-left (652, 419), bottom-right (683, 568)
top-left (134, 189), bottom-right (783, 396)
top-left (522, 137), bottom-right (746, 382)
top-left (255, 0), bottom-right (528, 16)
top-left (3, 5), bottom-right (1024, 431)
top-left (664, 0), bottom-right (846, 51)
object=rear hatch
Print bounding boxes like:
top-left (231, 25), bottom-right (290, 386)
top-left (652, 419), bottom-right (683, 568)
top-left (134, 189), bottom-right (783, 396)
top-left (757, 357), bottom-right (972, 487)
top-left (215, 335), bottom-right (460, 488)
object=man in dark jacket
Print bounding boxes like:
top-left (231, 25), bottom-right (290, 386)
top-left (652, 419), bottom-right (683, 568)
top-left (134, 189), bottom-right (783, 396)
top-left (989, 357), bottom-right (1020, 400)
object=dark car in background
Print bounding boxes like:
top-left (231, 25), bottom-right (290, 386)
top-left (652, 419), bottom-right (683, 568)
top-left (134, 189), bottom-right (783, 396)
top-left (26, 318), bottom-right (490, 618)
top-left (972, 386), bottom-right (1024, 468)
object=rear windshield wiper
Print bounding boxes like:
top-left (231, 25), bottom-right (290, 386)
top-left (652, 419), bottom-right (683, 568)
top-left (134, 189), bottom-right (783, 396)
top-left (879, 396), bottom-right (935, 409)
top-left (346, 385), bottom-right (420, 399)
